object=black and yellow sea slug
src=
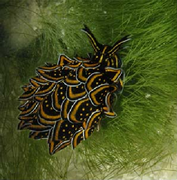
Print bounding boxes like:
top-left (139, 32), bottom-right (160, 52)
top-left (18, 25), bottom-right (130, 155)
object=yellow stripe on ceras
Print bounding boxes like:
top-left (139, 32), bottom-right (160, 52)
top-left (114, 54), bottom-right (119, 68)
top-left (40, 103), bottom-right (61, 120)
top-left (35, 96), bottom-right (44, 102)
top-left (30, 124), bottom-right (49, 131)
top-left (38, 65), bottom-right (59, 70)
top-left (98, 46), bottom-right (108, 63)
top-left (119, 78), bottom-right (123, 87)
top-left (104, 93), bottom-right (112, 111)
top-left (112, 70), bottom-right (121, 82)
top-left (38, 69), bottom-right (64, 81)
top-left (20, 102), bottom-right (38, 116)
top-left (53, 84), bottom-right (61, 109)
top-left (103, 93), bottom-right (117, 117)
top-left (18, 115), bottom-right (35, 121)
top-left (86, 73), bottom-right (103, 92)
top-left (35, 83), bottom-right (55, 96)
top-left (84, 128), bottom-right (91, 140)
top-left (54, 120), bottom-right (64, 141)
top-left (49, 141), bottom-right (55, 154)
top-left (76, 56), bottom-right (89, 62)
top-left (83, 62), bottom-right (99, 68)
top-left (49, 140), bottom-right (63, 155)
top-left (22, 83), bottom-right (31, 92)
top-left (18, 101), bottom-right (29, 111)
top-left (77, 67), bottom-right (87, 82)
top-left (72, 130), bottom-right (83, 148)
top-left (58, 55), bottom-right (73, 66)
top-left (65, 78), bottom-right (80, 85)
top-left (67, 62), bottom-right (81, 68)
top-left (20, 87), bottom-right (37, 99)
top-left (30, 79), bottom-right (40, 87)
top-left (105, 68), bottom-right (121, 82)
top-left (18, 120), bottom-right (48, 130)
top-left (107, 60), bottom-right (111, 67)
top-left (56, 140), bottom-right (70, 152)
top-left (90, 85), bottom-right (109, 105)
top-left (29, 131), bottom-right (40, 139)
top-left (104, 111), bottom-right (116, 117)
top-left (62, 99), bottom-right (70, 119)
top-left (82, 121), bottom-right (86, 129)
top-left (69, 98), bottom-right (89, 123)
top-left (38, 116), bottom-right (56, 126)
top-left (86, 111), bottom-right (101, 130)
top-left (30, 131), bottom-right (49, 139)
top-left (68, 86), bottom-right (86, 100)
top-left (31, 76), bottom-right (48, 84)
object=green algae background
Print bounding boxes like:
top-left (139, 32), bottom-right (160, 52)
top-left (0, 0), bottom-right (177, 179)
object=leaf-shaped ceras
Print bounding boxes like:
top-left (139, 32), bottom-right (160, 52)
top-left (18, 25), bottom-right (129, 154)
